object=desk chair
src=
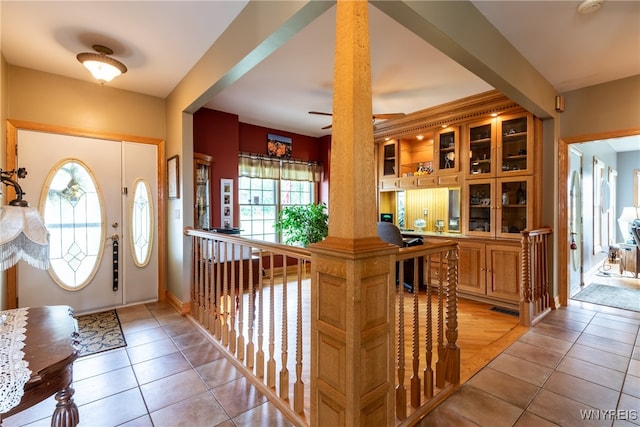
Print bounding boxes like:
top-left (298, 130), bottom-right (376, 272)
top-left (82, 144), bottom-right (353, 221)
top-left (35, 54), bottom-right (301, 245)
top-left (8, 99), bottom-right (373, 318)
top-left (377, 222), bottom-right (423, 292)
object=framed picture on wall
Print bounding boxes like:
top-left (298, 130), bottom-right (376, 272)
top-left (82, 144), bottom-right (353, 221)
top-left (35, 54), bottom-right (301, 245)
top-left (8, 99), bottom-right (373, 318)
top-left (167, 155), bottom-right (179, 199)
top-left (221, 178), bottom-right (233, 228)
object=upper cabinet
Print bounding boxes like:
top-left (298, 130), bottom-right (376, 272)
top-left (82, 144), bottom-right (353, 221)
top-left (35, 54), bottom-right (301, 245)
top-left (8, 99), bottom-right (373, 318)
top-left (380, 140), bottom-right (398, 178)
top-left (465, 112), bottom-right (534, 179)
top-left (497, 113), bottom-right (534, 177)
top-left (434, 126), bottom-right (460, 174)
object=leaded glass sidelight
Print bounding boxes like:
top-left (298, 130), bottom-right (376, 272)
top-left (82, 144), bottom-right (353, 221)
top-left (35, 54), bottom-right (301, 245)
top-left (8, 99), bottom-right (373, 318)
top-left (42, 160), bottom-right (104, 290)
top-left (130, 179), bottom-right (153, 267)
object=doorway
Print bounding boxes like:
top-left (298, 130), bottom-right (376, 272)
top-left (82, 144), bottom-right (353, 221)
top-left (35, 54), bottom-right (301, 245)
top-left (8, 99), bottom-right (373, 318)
top-left (6, 121), bottom-right (165, 314)
top-left (559, 130), bottom-right (640, 308)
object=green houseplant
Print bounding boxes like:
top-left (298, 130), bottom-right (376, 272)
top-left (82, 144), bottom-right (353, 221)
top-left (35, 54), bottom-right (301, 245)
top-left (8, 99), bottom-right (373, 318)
top-left (275, 203), bottom-right (328, 247)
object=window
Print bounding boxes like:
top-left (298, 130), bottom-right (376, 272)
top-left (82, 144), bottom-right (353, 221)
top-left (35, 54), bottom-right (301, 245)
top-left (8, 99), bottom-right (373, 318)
top-left (238, 154), bottom-right (320, 242)
top-left (131, 179), bottom-right (154, 266)
top-left (635, 169), bottom-right (640, 207)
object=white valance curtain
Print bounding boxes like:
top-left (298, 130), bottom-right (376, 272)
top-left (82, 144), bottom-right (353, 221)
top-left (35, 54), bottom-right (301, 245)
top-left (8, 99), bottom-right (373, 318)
top-left (239, 153), bottom-right (322, 182)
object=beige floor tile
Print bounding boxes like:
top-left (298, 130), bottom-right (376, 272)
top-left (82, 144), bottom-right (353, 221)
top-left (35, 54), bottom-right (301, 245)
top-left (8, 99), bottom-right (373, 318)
top-left (125, 325), bottom-right (169, 347)
top-left (118, 415), bottom-right (154, 427)
top-left (584, 323), bottom-right (638, 345)
top-left (1, 394), bottom-right (57, 427)
top-left (181, 341), bottom-right (226, 367)
top-left (196, 357), bottom-right (244, 389)
top-left (466, 367), bottom-right (540, 409)
top-left (514, 412), bottom-right (560, 427)
top-left (149, 391), bottom-right (228, 427)
top-left (73, 347), bottom-right (131, 381)
top-left (77, 388), bottom-right (148, 427)
top-left (539, 315), bottom-right (589, 333)
top-left (527, 389), bottom-right (605, 427)
top-left (73, 365), bottom-right (139, 406)
top-left (593, 313), bottom-right (640, 329)
top-left (618, 394), bottom-right (640, 426)
top-left (126, 337), bottom-right (179, 364)
top-left (614, 420), bottom-right (640, 427)
top-left (577, 332), bottom-right (636, 358)
top-left (529, 322), bottom-right (582, 343)
top-left (232, 401), bottom-right (297, 427)
top-left (171, 330), bottom-right (212, 350)
top-left (210, 377), bottom-right (269, 419)
top-left (543, 371), bottom-right (620, 411)
top-left (489, 353), bottom-right (554, 387)
top-left (518, 330), bottom-right (574, 355)
top-left (162, 318), bottom-right (199, 337)
top-left (117, 305), bottom-right (153, 323)
top-left (504, 341), bottom-right (565, 369)
top-left (556, 356), bottom-right (626, 391)
top-left (132, 351), bottom-right (192, 385)
top-left (140, 369), bottom-right (208, 413)
top-left (623, 374), bottom-right (640, 399)
top-left (567, 343), bottom-right (631, 372)
top-left (120, 316), bottom-right (162, 334)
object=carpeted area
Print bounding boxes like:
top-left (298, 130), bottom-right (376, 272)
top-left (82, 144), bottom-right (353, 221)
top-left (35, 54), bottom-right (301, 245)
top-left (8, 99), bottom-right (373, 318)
top-left (572, 283), bottom-right (640, 312)
top-left (75, 309), bottom-right (127, 357)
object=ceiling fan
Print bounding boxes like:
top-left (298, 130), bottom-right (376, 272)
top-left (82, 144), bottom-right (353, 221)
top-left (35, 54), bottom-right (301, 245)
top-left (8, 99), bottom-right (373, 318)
top-left (309, 111), bottom-right (406, 130)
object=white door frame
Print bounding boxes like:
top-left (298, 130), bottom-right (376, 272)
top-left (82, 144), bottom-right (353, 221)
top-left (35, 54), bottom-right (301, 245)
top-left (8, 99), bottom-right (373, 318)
top-left (5, 120), bottom-right (166, 309)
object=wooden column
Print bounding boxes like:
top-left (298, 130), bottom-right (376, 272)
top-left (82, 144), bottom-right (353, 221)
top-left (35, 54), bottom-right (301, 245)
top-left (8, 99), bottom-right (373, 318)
top-left (309, 1), bottom-right (395, 425)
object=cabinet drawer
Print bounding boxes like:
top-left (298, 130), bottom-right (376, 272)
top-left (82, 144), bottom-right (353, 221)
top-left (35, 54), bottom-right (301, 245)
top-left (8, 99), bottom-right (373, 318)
top-left (379, 178), bottom-right (397, 191)
top-left (417, 175), bottom-right (438, 187)
top-left (398, 176), bottom-right (417, 189)
top-left (438, 173), bottom-right (461, 186)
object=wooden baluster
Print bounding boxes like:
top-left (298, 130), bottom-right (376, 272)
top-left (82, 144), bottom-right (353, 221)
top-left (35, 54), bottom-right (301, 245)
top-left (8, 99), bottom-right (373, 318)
top-left (396, 258), bottom-right (407, 420)
top-left (267, 252), bottom-right (276, 389)
top-left (203, 238), bottom-right (211, 330)
top-left (222, 243), bottom-right (229, 346)
top-left (198, 237), bottom-right (205, 324)
top-left (256, 251), bottom-right (265, 379)
top-left (237, 244), bottom-right (245, 361)
top-left (279, 255), bottom-right (290, 401)
top-left (246, 249), bottom-right (256, 370)
top-left (435, 251), bottom-right (446, 388)
top-left (411, 256), bottom-right (421, 408)
top-left (540, 233), bottom-right (550, 311)
top-left (424, 254), bottom-right (434, 399)
top-left (229, 243), bottom-right (237, 355)
top-left (214, 240), bottom-right (222, 340)
top-left (445, 247), bottom-right (460, 385)
top-left (294, 261), bottom-right (304, 414)
top-left (191, 236), bottom-right (197, 316)
top-left (520, 231), bottom-right (532, 326)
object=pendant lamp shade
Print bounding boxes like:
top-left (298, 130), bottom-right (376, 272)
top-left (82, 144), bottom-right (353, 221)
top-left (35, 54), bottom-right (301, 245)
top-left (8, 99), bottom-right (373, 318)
top-left (77, 45), bottom-right (127, 83)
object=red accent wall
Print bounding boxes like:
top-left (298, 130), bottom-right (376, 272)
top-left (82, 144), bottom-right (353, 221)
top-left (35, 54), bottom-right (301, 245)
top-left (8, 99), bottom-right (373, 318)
top-left (193, 107), bottom-right (330, 228)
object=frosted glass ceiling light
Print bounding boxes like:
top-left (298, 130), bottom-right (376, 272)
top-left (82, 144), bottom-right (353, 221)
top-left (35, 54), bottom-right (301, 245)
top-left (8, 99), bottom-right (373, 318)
top-left (77, 45), bottom-right (127, 83)
top-left (577, 0), bottom-right (604, 14)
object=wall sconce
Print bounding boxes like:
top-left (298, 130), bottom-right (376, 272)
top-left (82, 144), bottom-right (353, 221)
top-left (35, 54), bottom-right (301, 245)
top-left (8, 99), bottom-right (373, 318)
top-left (0, 168), bottom-right (50, 271)
top-left (77, 45), bottom-right (127, 84)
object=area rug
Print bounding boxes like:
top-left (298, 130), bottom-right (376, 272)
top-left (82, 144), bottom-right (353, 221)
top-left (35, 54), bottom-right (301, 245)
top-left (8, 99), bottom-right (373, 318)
top-left (572, 284), bottom-right (640, 312)
top-left (75, 310), bottom-right (127, 357)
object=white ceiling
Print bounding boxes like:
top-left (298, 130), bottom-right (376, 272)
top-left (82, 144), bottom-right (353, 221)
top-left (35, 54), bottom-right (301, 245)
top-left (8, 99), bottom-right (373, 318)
top-left (1, 1), bottom-right (639, 139)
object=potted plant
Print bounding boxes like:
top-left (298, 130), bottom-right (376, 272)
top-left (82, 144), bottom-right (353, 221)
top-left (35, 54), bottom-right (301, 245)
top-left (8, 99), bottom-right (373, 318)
top-left (275, 203), bottom-right (328, 247)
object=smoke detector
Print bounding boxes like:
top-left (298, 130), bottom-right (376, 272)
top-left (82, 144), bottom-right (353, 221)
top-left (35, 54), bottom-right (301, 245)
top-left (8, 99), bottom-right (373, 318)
top-left (577, 0), bottom-right (604, 14)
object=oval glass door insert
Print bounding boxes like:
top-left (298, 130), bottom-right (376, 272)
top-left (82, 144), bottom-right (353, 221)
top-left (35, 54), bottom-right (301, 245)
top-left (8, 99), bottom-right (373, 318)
top-left (42, 159), bottom-right (104, 290)
top-left (130, 178), bottom-right (153, 267)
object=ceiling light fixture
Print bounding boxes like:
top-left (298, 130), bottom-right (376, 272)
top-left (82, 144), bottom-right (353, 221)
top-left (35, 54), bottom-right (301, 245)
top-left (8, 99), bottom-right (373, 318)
top-left (77, 45), bottom-right (127, 84)
top-left (577, 0), bottom-right (604, 14)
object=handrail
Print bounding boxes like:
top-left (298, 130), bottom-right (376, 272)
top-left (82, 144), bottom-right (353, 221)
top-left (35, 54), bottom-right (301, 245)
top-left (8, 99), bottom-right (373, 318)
top-left (184, 228), bottom-right (460, 425)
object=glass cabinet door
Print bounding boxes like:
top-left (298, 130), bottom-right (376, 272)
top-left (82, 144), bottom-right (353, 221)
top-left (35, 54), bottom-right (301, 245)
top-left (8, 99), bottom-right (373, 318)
top-left (497, 113), bottom-right (533, 176)
top-left (497, 177), bottom-right (533, 238)
top-left (194, 152), bottom-right (212, 229)
top-left (380, 140), bottom-right (398, 178)
top-left (434, 126), bottom-right (459, 173)
top-left (467, 118), bottom-right (495, 178)
top-left (465, 179), bottom-right (494, 236)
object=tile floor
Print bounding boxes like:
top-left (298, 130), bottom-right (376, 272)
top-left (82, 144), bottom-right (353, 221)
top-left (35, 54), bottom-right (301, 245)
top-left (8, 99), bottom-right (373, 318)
top-left (419, 300), bottom-right (640, 427)
top-left (4, 300), bottom-right (639, 427)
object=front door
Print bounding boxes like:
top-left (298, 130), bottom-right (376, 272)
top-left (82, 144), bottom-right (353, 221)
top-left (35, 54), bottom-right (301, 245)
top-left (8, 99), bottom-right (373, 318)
top-left (16, 129), bottom-right (158, 314)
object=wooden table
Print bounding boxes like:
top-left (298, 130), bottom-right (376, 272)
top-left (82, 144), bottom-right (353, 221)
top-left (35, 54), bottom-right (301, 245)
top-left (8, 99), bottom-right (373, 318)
top-left (0, 306), bottom-right (79, 426)
top-left (619, 243), bottom-right (640, 277)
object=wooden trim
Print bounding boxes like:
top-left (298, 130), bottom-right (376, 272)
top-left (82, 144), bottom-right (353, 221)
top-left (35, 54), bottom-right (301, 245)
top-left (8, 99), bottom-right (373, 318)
top-left (5, 119), bottom-right (166, 309)
top-left (557, 127), bottom-right (640, 307)
top-left (166, 289), bottom-right (190, 315)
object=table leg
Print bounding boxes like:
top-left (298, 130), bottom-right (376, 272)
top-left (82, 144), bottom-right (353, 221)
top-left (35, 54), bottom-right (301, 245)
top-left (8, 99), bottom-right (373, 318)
top-left (51, 386), bottom-right (78, 427)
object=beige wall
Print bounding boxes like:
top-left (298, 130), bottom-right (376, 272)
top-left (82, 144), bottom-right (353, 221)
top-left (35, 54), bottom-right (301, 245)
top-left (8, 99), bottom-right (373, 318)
top-left (560, 75), bottom-right (640, 139)
top-left (7, 66), bottom-right (165, 139)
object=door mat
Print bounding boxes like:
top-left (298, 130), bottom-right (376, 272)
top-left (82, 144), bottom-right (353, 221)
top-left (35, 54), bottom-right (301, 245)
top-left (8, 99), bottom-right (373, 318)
top-left (572, 284), bottom-right (640, 312)
top-left (75, 310), bottom-right (127, 357)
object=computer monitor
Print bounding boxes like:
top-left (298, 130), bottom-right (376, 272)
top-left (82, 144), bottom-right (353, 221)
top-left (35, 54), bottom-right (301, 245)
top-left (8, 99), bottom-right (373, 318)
top-left (380, 213), bottom-right (394, 223)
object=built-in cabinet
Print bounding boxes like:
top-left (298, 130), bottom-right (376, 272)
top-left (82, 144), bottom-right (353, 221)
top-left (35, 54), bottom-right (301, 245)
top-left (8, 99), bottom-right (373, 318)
top-left (376, 99), bottom-right (540, 308)
top-left (194, 152), bottom-right (212, 229)
top-left (458, 241), bottom-right (521, 303)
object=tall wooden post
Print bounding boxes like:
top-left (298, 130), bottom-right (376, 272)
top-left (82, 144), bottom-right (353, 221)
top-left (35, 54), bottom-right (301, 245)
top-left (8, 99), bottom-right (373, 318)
top-left (309, 1), bottom-right (395, 425)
